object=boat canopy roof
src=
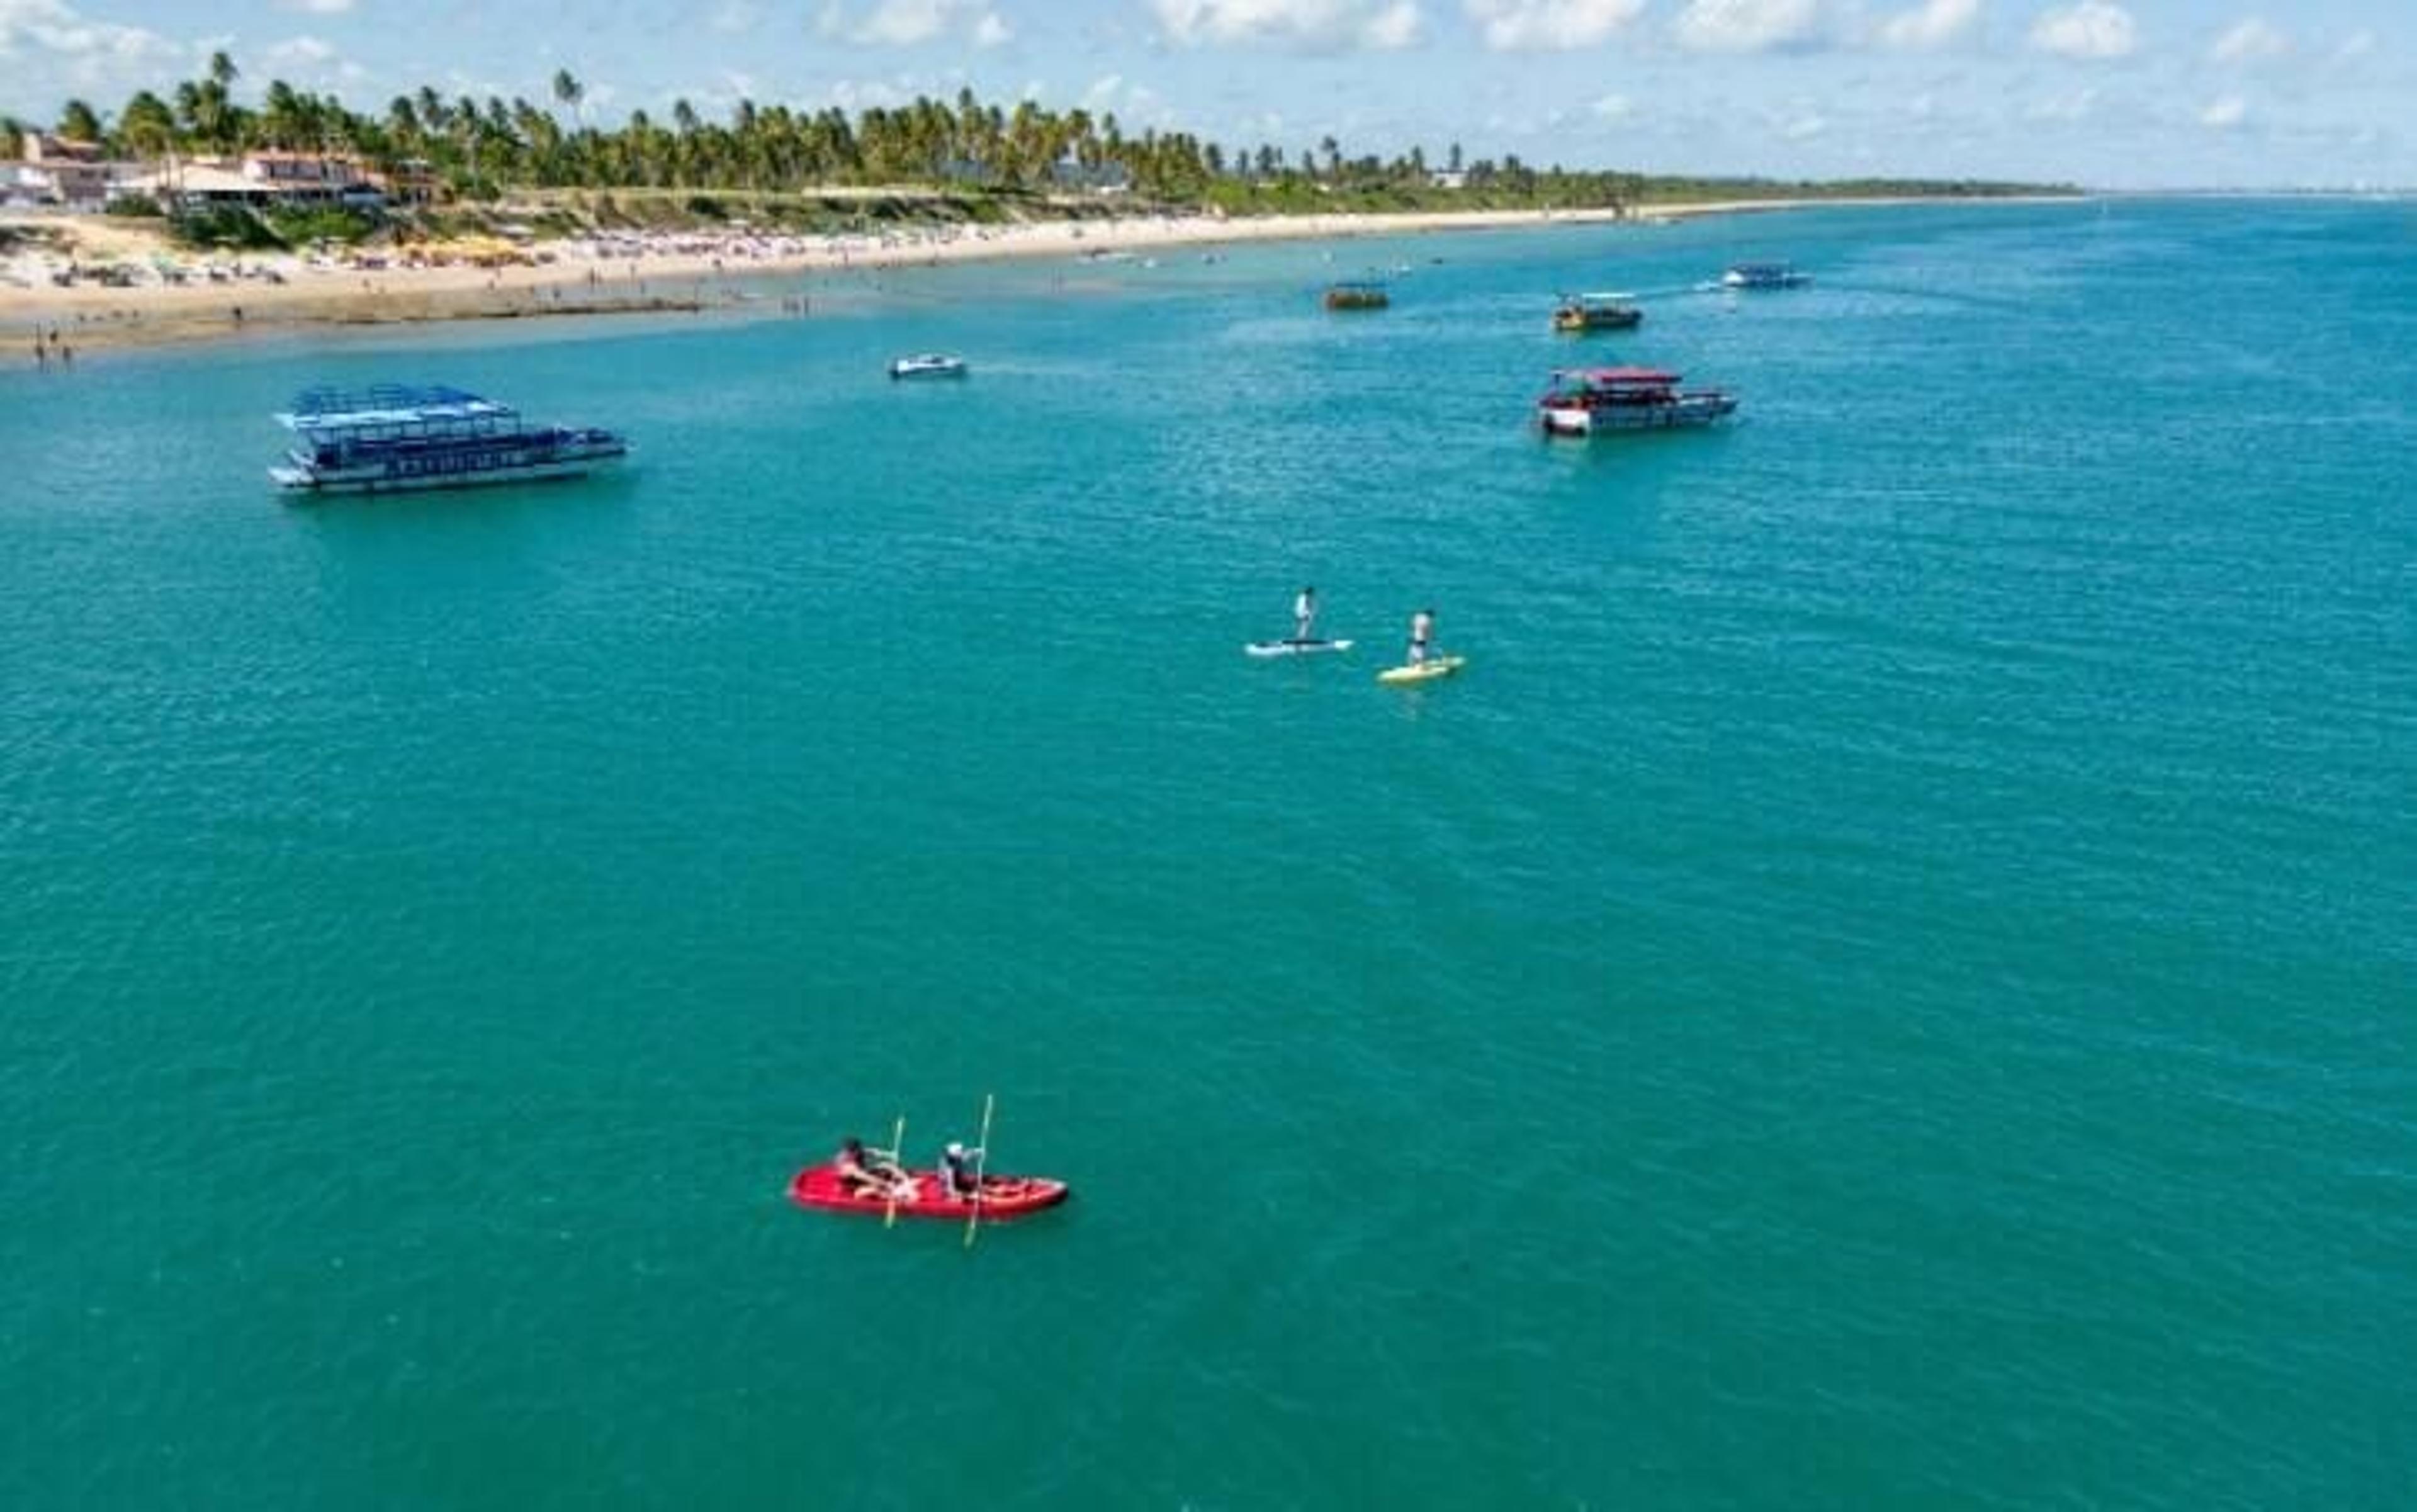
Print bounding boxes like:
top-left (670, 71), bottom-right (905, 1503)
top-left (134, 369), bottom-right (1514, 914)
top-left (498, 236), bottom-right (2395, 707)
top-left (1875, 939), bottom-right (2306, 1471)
top-left (1566, 291), bottom-right (1637, 302)
top-left (1728, 261), bottom-right (1795, 273)
top-left (276, 383), bottom-right (517, 432)
top-left (1329, 279), bottom-right (1389, 291)
top-left (1556, 366), bottom-right (1681, 384)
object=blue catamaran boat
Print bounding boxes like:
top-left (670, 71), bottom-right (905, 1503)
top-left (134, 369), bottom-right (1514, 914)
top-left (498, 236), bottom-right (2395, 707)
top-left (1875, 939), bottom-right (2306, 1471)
top-left (268, 384), bottom-right (627, 495)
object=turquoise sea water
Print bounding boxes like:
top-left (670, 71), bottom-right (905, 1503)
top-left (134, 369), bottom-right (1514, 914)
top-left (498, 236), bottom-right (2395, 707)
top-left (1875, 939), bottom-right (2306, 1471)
top-left (2, 200), bottom-right (2411, 1509)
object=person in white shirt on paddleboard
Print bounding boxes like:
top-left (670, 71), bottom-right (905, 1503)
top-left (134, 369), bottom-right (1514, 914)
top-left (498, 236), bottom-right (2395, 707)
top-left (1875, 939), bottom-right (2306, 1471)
top-left (1407, 607), bottom-right (1435, 665)
top-left (1292, 587), bottom-right (1318, 644)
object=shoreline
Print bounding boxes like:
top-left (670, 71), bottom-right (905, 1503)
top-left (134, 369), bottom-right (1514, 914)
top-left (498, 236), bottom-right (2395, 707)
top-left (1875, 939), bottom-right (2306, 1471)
top-left (3, 196), bottom-right (2063, 355)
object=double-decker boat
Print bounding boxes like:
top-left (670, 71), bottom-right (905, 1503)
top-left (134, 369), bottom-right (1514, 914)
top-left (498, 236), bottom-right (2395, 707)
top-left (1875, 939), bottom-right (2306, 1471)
top-left (1553, 292), bottom-right (1644, 332)
top-left (1721, 261), bottom-right (1811, 290)
top-left (1323, 280), bottom-right (1390, 311)
top-left (268, 384), bottom-right (626, 495)
top-left (1537, 367), bottom-right (1738, 437)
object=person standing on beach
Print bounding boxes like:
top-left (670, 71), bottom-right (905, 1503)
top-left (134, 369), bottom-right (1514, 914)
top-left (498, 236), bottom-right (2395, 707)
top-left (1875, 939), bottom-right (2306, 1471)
top-left (1407, 607), bottom-right (1435, 665)
top-left (31, 337), bottom-right (44, 368)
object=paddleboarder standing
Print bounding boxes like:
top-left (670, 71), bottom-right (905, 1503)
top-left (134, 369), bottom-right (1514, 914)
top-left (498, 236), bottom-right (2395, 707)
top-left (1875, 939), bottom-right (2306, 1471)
top-left (1293, 586), bottom-right (1318, 644)
top-left (1407, 607), bottom-right (1435, 665)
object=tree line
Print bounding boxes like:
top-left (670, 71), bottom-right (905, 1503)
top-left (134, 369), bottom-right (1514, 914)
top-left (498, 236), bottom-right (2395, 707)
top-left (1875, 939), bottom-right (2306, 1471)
top-left (16, 52), bottom-right (2058, 213)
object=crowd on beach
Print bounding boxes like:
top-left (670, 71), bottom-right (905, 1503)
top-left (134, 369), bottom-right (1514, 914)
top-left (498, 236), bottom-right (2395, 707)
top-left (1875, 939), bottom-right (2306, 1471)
top-left (4, 203), bottom-right (1664, 356)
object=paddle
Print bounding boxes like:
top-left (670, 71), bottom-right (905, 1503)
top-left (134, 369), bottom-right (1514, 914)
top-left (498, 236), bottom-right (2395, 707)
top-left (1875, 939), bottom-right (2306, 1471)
top-left (882, 1114), bottom-right (907, 1229)
top-left (962, 1093), bottom-right (995, 1250)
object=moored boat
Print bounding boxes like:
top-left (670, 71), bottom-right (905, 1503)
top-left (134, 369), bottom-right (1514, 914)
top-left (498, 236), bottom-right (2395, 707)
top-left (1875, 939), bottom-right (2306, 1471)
top-left (1720, 261), bottom-right (1811, 290)
top-left (789, 1163), bottom-right (1069, 1221)
top-left (1536, 367), bottom-right (1738, 437)
top-left (1552, 292), bottom-right (1643, 331)
top-left (889, 353), bottom-right (969, 380)
top-left (268, 384), bottom-right (626, 495)
top-left (1323, 280), bottom-right (1390, 311)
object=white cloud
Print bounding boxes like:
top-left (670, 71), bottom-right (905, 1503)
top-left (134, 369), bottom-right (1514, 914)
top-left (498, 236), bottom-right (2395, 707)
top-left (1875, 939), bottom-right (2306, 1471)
top-left (275, 0), bottom-right (356, 14)
top-left (2208, 18), bottom-right (2285, 64)
top-left (2199, 94), bottom-right (2246, 128)
top-left (2024, 87), bottom-right (2097, 121)
top-left (1077, 72), bottom-right (1172, 125)
top-left (1465, 0), bottom-right (1644, 51)
top-left (1669, 0), bottom-right (1822, 54)
top-left (2333, 30), bottom-right (2372, 62)
top-left (973, 11), bottom-right (1010, 45)
top-left (2029, 1), bottom-right (2134, 60)
top-left (263, 34), bottom-right (335, 66)
top-left (0, 0), bottom-right (183, 84)
top-left (1150, 0), bottom-right (1422, 52)
top-left (826, 76), bottom-right (906, 110)
top-left (1590, 92), bottom-right (1633, 120)
top-left (1878, 0), bottom-right (1978, 50)
top-left (709, 1), bottom-right (759, 32)
top-left (817, 0), bottom-right (1008, 47)
top-left (1780, 111), bottom-right (1826, 138)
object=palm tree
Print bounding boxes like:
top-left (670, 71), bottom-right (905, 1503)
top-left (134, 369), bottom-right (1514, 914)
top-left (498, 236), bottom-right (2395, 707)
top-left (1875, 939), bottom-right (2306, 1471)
top-left (261, 81), bottom-right (305, 149)
top-left (56, 99), bottom-right (104, 144)
top-left (551, 69), bottom-right (583, 129)
top-left (120, 91), bottom-right (177, 163)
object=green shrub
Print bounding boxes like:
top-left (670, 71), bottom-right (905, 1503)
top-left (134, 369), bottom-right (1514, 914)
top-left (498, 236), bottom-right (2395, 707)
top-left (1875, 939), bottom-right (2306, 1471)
top-left (171, 205), bottom-right (284, 250)
top-left (264, 205), bottom-right (379, 246)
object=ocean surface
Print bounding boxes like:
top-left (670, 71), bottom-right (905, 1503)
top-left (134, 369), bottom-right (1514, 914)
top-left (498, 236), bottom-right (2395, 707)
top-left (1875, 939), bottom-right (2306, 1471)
top-left (2, 199), bottom-right (2411, 1509)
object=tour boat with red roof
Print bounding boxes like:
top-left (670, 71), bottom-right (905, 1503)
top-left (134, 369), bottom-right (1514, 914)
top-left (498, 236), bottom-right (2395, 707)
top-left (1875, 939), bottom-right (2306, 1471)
top-left (1536, 366), bottom-right (1738, 437)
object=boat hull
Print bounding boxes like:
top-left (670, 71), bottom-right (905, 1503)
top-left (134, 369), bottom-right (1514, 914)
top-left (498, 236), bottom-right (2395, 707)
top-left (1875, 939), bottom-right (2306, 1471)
top-left (1539, 396), bottom-right (1737, 436)
top-left (789, 1164), bottom-right (1070, 1221)
top-left (271, 447), bottom-right (626, 495)
top-left (1553, 310), bottom-right (1643, 332)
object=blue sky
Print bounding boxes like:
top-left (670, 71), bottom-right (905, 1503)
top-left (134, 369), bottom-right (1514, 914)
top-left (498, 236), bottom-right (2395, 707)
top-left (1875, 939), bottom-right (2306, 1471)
top-left (3, 0), bottom-right (2409, 187)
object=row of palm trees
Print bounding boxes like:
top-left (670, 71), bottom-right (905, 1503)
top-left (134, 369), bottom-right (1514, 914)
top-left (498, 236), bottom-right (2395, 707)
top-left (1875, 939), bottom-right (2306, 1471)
top-left (23, 53), bottom-right (1638, 208)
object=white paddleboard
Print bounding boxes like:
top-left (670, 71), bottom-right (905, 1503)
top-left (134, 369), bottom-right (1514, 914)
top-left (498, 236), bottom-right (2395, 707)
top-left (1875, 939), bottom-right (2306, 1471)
top-left (1244, 638), bottom-right (1355, 658)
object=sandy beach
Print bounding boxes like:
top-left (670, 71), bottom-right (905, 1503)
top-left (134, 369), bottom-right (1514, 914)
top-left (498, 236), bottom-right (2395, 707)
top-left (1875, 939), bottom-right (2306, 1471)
top-left (2, 197), bottom-right (1997, 354)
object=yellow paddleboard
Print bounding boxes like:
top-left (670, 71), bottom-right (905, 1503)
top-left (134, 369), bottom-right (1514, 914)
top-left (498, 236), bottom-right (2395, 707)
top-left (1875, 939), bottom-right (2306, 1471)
top-left (1377, 655), bottom-right (1465, 685)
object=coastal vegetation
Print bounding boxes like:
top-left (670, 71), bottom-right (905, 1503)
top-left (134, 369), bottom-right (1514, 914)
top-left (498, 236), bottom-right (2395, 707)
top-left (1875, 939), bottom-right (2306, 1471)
top-left (11, 52), bottom-right (2068, 245)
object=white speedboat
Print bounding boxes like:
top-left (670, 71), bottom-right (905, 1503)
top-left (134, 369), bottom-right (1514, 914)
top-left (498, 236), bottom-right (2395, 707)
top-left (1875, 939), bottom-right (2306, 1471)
top-left (1720, 261), bottom-right (1811, 290)
top-left (889, 353), bottom-right (969, 380)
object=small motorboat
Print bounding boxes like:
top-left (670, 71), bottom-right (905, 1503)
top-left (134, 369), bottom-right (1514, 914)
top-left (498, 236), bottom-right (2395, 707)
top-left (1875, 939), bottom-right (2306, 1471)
top-left (789, 1163), bottom-right (1070, 1221)
top-left (889, 353), bottom-right (969, 380)
top-left (1553, 292), bottom-right (1644, 332)
top-left (1322, 280), bottom-right (1389, 312)
top-left (1720, 261), bottom-right (1811, 290)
